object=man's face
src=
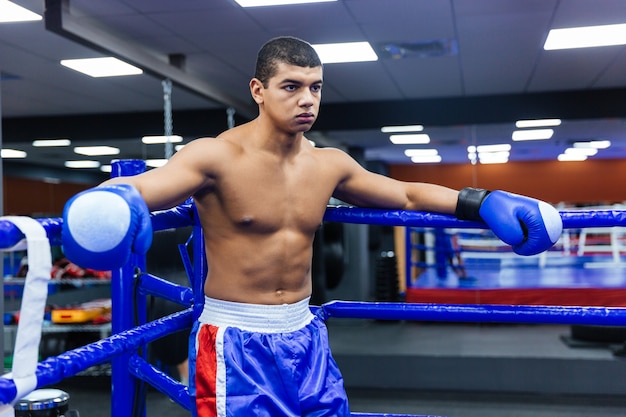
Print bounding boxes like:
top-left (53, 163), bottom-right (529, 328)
top-left (258, 62), bottom-right (323, 133)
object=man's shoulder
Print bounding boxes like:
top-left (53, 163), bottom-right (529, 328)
top-left (312, 145), bottom-right (351, 161)
top-left (186, 135), bottom-right (243, 155)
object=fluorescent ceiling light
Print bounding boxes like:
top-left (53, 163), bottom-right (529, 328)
top-left (142, 135), bottom-right (183, 144)
top-left (411, 155), bottom-right (442, 164)
top-left (574, 140), bottom-right (611, 149)
top-left (146, 159), bottom-right (168, 168)
top-left (175, 144), bottom-right (186, 151)
top-left (479, 151), bottom-right (510, 162)
top-left (467, 144), bottom-right (511, 153)
top-left (480, 159), bottom-right (508, 165)
top-left (404, 149), bottom-right (439, 157)
top-left (0, 1), bottom-right (42, 23)
top-left (479, 150), bottom-right (510, 158)
top-left (512, 129), bottom-right (554, 141)
top-left (544, 23), bottom-right (626, 50)
top-left (1, 149), bottom-right (27, 158)
top-left (74, 146), bottom-right (120, 156)
top-left (515, 119), bottom-right (561, 128)
top-left (65, 160), bottom-right (101, 169)
top-left (100, 165), bottom-right (112, 173)
top-left (61, 57), bottom-right (143, 77)
top-left (33, 139), bottom-right (71, 147)
top-left (389, 134), bottom-right (430, 145)
top-left (479, 152), bottom-right (509, 164)
top-left (565, 147), bottom-right (597, 157)
top-left (235, 0), bottom-right (336, 6)
top-left (558, 153), bottom-right (587, 162)
top-left (381, 125), bottom-right (424, 133)
top-left (469, 144), bottom-right (510, 164)
top-left (312, 42), bottom-right (378, 64)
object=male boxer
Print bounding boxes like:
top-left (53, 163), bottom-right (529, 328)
top-left (62, 36), bottom-right (562, 417)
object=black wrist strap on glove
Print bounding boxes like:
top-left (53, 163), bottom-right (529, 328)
top-left (455, 187), bottom-right (491, 221)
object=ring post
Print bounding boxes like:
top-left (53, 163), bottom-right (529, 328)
top-left (109, 159), bottom-right (147, 417)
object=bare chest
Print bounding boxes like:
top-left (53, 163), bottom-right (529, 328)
top-left (203, 158), bottom-right (336, 233)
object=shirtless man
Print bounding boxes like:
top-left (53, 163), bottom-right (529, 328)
top-left (61, 36), bottom-right (563, 417)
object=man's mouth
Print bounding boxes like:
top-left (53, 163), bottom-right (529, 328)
top-left (296, 113), bottom-right (315, 123)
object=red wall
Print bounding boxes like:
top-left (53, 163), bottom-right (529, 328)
top-left (390, 159), bottom-right (626, 205)
top-left (3, 176), bottom-right (91, 216)
top-left (3, 158), bottom-right (625, 216)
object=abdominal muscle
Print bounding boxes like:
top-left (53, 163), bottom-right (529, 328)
top-left (202, 228), bottom-right (316, 305)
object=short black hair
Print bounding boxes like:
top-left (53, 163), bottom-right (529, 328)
top-left (255, 36), bottom-right (322, 87)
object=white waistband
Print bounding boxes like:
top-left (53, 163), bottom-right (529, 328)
top-left (198, 296), bottom-right (314, 333)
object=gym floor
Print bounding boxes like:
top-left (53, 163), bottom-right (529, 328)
top-left (50, 320), bottom-right (626, 417)
top-left (52, 382), bottom-right (626, 417)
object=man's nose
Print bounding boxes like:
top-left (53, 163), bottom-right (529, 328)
top-left (299, 90), bottom-right (315, 107)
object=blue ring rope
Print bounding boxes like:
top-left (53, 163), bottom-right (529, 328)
top-left (1, 205), bottom-right (623, 250)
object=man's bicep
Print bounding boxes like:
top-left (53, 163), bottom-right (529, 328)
top-left (141, 163), bottom-right (208, 210)
top-left (333, 168), bottom-right (408, 209)
top-left (103, 160), bottom-right (204, 211)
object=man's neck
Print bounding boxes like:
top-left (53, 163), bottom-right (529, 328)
top-left (252, 118), bottom-right (305, 157)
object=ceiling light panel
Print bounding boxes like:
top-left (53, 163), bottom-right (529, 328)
top-left (64, 160), bottom-right (101, 168)
top-left (544, 23), bottom-right (626, 50)
top-left (0, 1), bottom-right (42, 23)
top-left (564, 147), bottom-right (597, 156)
top-left (142, 135), bottom-right (183, 144)
top-left (234, 0), bottom-right (336, 6)
top-left (1, 149), bottom-right (27, 158)
top-left (146, 159), bottom-right (168, 168)
top-left (74, 146), bottom-right (120, 156)
top-left (404, 149), bottom-right (439, 157)
top-left (381, 125), bottom-right (424, 133)
top-left (61, 57), bottom-right (143, 78)
top-left (512, 129), bottom-right (554, 141)
top-left (33, 139), bottom-right (71, 147)
top-left (479, 152), bottom-right (509, 164)
top-left (312, 42), bottom-right (378, 64)
top-left (557, 153), bottom-right (587, 162)
top-left (389, 134), bottom-right (430, 145)
top-left (573, 140), bottom-right (611, 149)
top-left (411, 155), bottom-right (442, 164)
top-left (515, 119), bottom-right (561, 128)
top-left (468, 144), bottom-right (511, 153)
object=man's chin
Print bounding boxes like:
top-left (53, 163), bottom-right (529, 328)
top-left (294, 124), bottom-right (313, 133)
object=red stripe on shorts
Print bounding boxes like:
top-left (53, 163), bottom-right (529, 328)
top-left (195, 324), bottom-right (219, 417)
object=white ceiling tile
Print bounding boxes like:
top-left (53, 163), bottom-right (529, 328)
top-left (529, 48), bottom-right (624, 91)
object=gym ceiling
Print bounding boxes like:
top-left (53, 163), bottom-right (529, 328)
top-left (1, 0), bottom-right (626, 179)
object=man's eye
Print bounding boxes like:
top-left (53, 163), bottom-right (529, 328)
top-left (285, 85), bottom-right (297, 91)
top-left (311, 85), bottom-right (322, 92)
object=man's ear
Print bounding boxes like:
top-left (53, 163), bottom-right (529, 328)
top-left (250, 78), bottom-right (264, 104)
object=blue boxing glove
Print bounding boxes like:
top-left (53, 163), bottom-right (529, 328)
top-left (455, 188), bottom-right (562, 256)
top-left (62, 184), bottom-right (152, 270)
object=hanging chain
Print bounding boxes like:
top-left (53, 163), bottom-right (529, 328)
top-left (162, 79), bottom-right (174, 159)
top-left (227, 107), bottom-right (236, 130)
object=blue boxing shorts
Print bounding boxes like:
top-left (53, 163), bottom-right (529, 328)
top-left (189, 296), bottom-right (350, 417)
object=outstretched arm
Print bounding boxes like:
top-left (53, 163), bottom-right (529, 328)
top-left (329, 148), bottom-right (562, 256)
top-left (102, 138), bottom-right (218, 211)
top-left (62, 138), bottom-right (223, 269)
top-left (329, 149), bottom-right (459, 214)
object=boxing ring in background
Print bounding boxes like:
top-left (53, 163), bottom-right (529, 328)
top-left (2, 180), bottom-right (626, 416)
